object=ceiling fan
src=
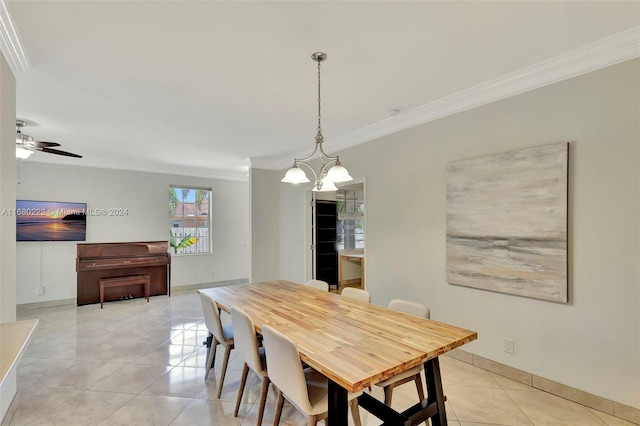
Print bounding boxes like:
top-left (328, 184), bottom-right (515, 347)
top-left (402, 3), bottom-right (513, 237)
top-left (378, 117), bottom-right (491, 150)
top-left (16, 119), bottom-right (82, 159)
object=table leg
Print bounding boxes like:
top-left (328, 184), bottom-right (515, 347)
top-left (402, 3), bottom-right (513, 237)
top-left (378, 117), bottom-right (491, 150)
top-left (327, 379), bottom-right (348, 426)
top-left (424, 357), bottom-right (447, 426)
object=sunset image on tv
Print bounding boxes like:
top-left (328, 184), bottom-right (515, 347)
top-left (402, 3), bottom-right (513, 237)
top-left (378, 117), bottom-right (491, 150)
top-left (16, 200), bottom-right (86, 241)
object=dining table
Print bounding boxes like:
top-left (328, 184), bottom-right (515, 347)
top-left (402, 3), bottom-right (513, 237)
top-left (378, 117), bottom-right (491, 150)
top-left (200, 280), bottom-right (477, 426)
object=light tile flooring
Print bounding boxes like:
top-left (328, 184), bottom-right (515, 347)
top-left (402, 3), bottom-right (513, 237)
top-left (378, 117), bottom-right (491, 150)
top-left (9, 290), bottom-right (634, 426)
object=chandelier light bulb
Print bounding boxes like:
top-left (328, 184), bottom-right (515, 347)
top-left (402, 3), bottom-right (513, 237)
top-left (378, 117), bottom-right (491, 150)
top-left (281, 165), bottom-right (310, 184)
top-left (312, 177), bottom-right (338, 192)
top-left (326, 162), bottom-right (353, 183)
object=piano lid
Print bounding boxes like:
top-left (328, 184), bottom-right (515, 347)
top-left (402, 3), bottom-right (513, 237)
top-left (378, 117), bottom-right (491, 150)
top-left (77, 241), bottom-right (169, 259)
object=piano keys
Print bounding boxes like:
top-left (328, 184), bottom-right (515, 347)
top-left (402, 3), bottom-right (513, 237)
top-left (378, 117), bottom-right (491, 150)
top-left (76, 241), bottom-right (171, 306)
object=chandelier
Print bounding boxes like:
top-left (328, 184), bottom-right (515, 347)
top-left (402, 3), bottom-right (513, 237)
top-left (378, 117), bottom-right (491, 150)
top-left (281, 52), bottom-right (352, 191)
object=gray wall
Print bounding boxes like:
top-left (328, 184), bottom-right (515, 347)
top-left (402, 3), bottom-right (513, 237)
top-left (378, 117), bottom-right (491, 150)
top-left (16, 162), bottom-right (250, 304)
top-left (275, 59), bottom-right (640, 407)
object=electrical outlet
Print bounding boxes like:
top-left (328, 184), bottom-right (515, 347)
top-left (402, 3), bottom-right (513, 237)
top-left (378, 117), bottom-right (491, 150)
top-left (504, 338), bottom-right (514, 354)
top-left (37, 286), bottom-right (45, 296)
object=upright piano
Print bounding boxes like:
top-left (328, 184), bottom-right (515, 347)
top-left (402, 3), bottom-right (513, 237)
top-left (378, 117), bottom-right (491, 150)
top-left (76, 241), bottom-right (171, 306)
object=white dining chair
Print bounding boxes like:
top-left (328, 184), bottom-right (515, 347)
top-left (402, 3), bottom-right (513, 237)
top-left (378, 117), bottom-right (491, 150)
top-left (305, 279), bottom-right (329, 291)
top-left (375, 299), bottom-right (430, 409)
top-left (230, 306), bottom-right (270, 425)
top-left (262, 325), bottom-right (362, 426)
top-left (340, 287), bottom-right (371, 303)
top-left (340, 287), bottom-right (373, 391)
top-left (199, 291), bottom-right (234, 398)
top-left (388, 299), bottom-right (430, 318)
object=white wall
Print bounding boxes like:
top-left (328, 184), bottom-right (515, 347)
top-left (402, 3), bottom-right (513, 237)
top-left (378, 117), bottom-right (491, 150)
top-left (249, 168), bottom-right (280, 283)
top-left (278, 182), bottom-right (308, 283)
top-left (0, 51), bottom-right (15, 322)
top-left (0, 49), bottom-right (17, 423)
top-left (275, 59), bottom-right (640, 407)
top-left (16, 162), bottom-right (249, 304)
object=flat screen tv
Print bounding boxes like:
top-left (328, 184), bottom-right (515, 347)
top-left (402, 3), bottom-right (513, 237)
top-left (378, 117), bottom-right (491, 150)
top-left (16, 200), bottom-right (87, 242)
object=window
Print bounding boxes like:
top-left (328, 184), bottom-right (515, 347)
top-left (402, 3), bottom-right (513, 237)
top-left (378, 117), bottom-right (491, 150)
top-left (336, 188), bottom-right (365, 250)
top-left (169, 186), bottom-right (211, 254)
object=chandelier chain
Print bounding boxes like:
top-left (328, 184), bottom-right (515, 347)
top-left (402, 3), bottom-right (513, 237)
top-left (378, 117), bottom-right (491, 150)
top-left (317, 59), bottom-right (322, 134)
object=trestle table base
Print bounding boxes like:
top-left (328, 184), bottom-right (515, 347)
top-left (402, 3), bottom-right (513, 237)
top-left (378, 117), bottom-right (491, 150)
top-left (328, 358), bottom-right (448, 426)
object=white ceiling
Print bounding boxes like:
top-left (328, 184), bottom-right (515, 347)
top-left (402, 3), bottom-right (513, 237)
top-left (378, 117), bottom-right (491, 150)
top-left (8, 1), bottom-right (639, 180)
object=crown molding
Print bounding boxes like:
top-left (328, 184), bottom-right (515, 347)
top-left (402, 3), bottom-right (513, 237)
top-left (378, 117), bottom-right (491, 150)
top-left (27, 157), bottom-right (250, 182)
top-left (262, 26), bottom-right (640, 171)
top-left (0, 0), bottom-right (30, 76)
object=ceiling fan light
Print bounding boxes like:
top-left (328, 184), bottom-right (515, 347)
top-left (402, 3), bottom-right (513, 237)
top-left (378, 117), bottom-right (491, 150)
top-left (326, 164), bottom-right (353, 183)
top-left (16, 147), bottom-right (33, 159)
top-left (281, 165), bottom-right (310, 184)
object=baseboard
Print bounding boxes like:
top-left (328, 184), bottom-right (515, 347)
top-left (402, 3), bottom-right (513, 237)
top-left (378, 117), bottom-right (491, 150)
top-left (447, 349), bottom-right (640, 425)
top-left (1, 392), bottom-right (19, 426)
top-left (16, 298), bottom-right (76, 312)
top-left (16, 279), bottom-right (250, 312)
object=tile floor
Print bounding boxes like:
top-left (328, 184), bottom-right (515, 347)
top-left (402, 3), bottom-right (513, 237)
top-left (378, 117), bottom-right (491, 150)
top-left (9, 290), bottom-right (635, 426)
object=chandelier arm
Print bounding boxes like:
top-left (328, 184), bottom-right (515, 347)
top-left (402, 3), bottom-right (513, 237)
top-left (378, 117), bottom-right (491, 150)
top-left (294, 142), bottom-right (321, 163)
top-left (317, 142), bottom-right (339, 162)
top-left (295, 160), bottom-right (319, 183)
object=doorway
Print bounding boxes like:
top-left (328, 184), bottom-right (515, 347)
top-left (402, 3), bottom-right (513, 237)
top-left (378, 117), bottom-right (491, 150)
top-left (309, 180), bottom-right (365, 292)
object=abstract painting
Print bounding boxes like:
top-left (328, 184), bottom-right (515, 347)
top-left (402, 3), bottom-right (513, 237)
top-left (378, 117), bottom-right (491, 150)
top-left (446, 143), bottom-right (568, 303)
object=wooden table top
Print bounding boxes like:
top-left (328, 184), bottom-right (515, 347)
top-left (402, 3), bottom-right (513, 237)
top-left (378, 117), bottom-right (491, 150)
top-left (201, 280), bottom-right (477, 393)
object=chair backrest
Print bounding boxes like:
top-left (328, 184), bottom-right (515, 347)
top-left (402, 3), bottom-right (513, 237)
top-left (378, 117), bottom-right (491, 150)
top-left (230, 306), bottom-right (265, 376)
top-left (388, 299), bottom-right (430, 319)
top-left (305, 279), bottom-right (329, 291)
top-left (262, 325), bottom-right (313, 413)
top-left (341, 287), bottom-right (371, 303)
top-left (199, 291), bottom-right (226, 341)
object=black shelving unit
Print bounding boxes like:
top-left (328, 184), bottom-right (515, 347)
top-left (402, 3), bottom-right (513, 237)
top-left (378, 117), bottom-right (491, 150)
top-left (314, 200), bottom-right (338, 289)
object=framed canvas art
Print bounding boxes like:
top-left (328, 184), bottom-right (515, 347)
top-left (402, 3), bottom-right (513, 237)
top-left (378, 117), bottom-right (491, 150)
top-left (16, 200), bottom-right (87, 242)
top-left (446, 143), bottom-right (568, 303)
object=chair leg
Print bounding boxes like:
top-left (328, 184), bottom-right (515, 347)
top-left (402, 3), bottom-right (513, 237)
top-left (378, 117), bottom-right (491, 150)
top-left (216, 344), bottom-right (232, 398)
top-left (256, 376), bottom-right (270, 425)
top-left (234, 363), bottom-right (250, 417)
top-left (307, 414), bottom-right (318, 426)
top-left (383, 384), bottom-right (393, 406)
top-left (414, 373), bottom-right (425, 400)
top-left (205, 337), bottom-right (218, 380)
top-left (274, 388), bottom-right (285, 426)
top-left (349, 398), bottom-right (362, 426)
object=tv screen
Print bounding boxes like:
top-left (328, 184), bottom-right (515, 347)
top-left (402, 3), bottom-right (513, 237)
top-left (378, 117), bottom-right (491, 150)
top-left (16, 200), bottom-right (87, 242)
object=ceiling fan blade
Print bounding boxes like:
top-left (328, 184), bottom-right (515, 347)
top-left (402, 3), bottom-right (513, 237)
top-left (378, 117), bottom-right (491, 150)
top-left (33, 141), bottom-right (61, 148)
top-left (39, 147), bottom-right (83, 158)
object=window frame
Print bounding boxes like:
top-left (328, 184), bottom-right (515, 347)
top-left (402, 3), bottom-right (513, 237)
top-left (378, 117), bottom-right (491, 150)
top-left (169, 185), bottom-right (212, 255)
